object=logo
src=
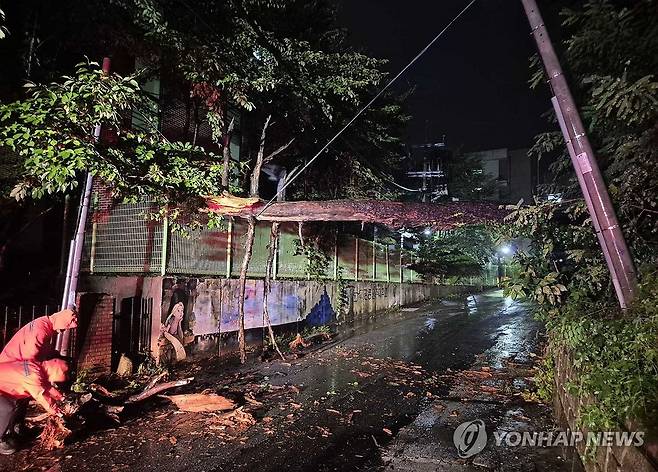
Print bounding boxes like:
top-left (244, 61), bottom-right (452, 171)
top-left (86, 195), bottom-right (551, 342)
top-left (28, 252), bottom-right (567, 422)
top-left (453, 420), bottom-right (487, 458)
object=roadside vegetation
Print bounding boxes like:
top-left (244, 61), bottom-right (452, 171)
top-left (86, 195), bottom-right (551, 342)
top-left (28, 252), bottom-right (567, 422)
top-left (503, 0), bottom-right (658, 443)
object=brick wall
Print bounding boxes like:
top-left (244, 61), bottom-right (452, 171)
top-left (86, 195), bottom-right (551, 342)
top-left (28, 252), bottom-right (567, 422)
top-left (553, 347), bottom-right (657, 471)
top-left (76, 293), bottom-right (114, 373)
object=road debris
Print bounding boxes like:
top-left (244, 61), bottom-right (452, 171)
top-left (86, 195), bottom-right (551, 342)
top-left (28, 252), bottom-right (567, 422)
top-left (288, 333), bottom-right (311, 351)
top-left (164, 393), bottom-right (236, 412)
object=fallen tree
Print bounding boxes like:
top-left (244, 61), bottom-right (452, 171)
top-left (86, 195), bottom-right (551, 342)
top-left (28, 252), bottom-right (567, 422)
top-left (38, 375), bottom-right (194, 449)
top-left (206, 199), bottom-right (508, 230)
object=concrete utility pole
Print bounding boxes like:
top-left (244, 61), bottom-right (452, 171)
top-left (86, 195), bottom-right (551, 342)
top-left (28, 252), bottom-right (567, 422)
top-left (520, 0), bottom-right (637, 308)
top-left (57, 57), bottom-right (111, 355)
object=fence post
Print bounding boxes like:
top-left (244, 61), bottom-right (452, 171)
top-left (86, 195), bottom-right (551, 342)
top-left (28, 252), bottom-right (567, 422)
top-left (385, 245), bottom-right (390, 283)
top-left (225, 218), bottom-right (233, 279)
top-left (399, 233), bottom-right (404, 284)
top-left (372, 227), bottom-right (377, 281)
top-left (354, 237), bottom-right (359, 282)
top-left (273, 226), bottom-right (279, 281)
top-left (160, 214), bottom-right (168, 276)
top-left (333, 232), bottom-right (339, 281)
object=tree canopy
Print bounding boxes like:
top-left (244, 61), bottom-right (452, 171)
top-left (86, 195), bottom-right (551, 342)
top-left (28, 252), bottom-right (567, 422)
top-left (0, 0), bottom-right (410, 214)
top-left (409, 226), bottom-right (497, 280)
top-left (528, 0), bottom-right (657, 259)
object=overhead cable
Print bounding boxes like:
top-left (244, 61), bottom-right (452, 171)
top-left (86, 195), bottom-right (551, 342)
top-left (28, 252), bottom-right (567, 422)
top-left (257, 0), bottom-right (478, 215)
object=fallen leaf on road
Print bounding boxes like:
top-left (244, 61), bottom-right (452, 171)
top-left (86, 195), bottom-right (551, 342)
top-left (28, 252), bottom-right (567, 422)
top-left (352, 371), bottom-right (371, 378)
top-left (383, 428), bottom-right (393, 435)
top-left (244, 395), bottom-right (263, 407)
top-left (433, 403), bottom-right (445, 413)
top-left (462, 370), bottom-right (493, 378)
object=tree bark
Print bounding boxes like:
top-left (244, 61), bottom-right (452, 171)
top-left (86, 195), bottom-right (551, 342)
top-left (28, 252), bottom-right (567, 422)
top-left (263, 221), bottom-right (285, 361)
top-left (221, 200), bottom-right (509, 230)
top-left (221, 113), bottom-right (235, 188)
top-left (237, 216), bottom-right (256, 363)
top-left (236, 115), bottom-right (295, 363)
top-left (124, 377), bottom-right (194, 404)
top-left (249, 115), bottom-right (272, 197)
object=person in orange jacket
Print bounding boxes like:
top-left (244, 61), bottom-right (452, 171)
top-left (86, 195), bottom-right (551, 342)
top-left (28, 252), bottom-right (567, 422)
top-left (0, 358), bottom-right (69, 455)
top-left (0, 308), bottom-right (77, 446)
top-left (0, 308), bottom-right (78, 362)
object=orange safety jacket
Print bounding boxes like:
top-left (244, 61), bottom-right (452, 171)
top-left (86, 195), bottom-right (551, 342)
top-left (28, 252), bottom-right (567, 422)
top-left (0, 316), bottom-right (57, 362)
top-left (0, 361), bottom-right (64, 414)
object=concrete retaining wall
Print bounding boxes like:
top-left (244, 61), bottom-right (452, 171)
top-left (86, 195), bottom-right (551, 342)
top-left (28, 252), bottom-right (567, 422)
top-left (80, 275), bottom-right (478, 362)
top-left (553, 347), bottom-right (657, 471)
top-left (160, 278), bottom-right (476, 335)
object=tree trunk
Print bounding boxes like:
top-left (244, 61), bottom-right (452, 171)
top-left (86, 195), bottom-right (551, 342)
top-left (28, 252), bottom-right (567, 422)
top-left (263, 221), bottom-right (285, 361)
top-left (221, 106), bottom-right (235, 189)
top-left (236, 114), bottom-right (294, 363)
top-left (212, 200), bottom-right (509, 230)
top-left (249, 115), bottom-right (272, 197)
top-left (237, 216), bottom-right (256, 363)
top-left (237, 115), bottom-right (272, 362)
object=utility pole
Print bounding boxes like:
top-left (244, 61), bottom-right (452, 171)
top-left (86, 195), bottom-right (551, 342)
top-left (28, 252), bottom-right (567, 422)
top-left (57, 57), bottom-right (111, 355)
top-left (520, 0), bottom-right (637, 308)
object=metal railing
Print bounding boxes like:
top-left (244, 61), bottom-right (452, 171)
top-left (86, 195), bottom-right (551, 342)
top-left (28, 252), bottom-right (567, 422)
top-left (1, 304), bottom-right (61, 350)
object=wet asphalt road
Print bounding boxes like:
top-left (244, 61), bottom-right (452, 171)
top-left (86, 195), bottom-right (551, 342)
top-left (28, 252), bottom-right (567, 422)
top-left (1, 290), bottom-right (576, 472)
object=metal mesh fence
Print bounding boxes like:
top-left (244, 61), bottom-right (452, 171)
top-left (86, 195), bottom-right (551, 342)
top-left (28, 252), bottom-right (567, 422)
top-left (168, 228), bottom-right (228, 276)
top-left (83, 201), bottom-right (163, 274)
top-left (277, 223), bottom-right (309, 278)
top-left (80, 207), bottom-right (466, 284)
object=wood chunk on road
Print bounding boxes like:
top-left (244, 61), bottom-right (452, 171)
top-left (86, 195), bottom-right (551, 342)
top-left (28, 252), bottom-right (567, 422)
top-left (164, 393), bottom-right (236, 412)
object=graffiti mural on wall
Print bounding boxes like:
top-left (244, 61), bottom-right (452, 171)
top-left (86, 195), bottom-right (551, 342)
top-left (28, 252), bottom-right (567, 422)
top-left (352, 285), bottom-right (386, 301)
top-left (305, 288), bottom-right (335, 327)
top-left (161, 278), bottom-right (222, 337)
top-left (161, 278), bottom-right (336, 338)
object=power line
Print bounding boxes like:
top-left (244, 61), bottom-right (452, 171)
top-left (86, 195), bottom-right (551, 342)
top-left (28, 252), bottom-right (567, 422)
top-left (257, 0), bottom-right (479, 215)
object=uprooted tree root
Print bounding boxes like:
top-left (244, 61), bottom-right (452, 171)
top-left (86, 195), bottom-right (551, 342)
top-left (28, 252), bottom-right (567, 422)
top-left (39, 416), bottom-right (73, 451)
top-left (37, 376), bottom-right (194, 450)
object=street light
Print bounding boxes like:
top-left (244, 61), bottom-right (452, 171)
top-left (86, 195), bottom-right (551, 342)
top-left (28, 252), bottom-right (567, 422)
top-left (496, 245), bottom-right (512, 286)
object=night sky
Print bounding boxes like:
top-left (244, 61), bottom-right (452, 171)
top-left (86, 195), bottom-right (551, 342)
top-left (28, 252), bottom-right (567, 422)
top-left (337, 0), bottom-right (553, 151)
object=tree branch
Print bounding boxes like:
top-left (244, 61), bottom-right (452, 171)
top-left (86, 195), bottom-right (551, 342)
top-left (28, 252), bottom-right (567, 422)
top-left (249, 114), bottom-right (272, 197)
top-left (263, 137), bottom-right (295, 164)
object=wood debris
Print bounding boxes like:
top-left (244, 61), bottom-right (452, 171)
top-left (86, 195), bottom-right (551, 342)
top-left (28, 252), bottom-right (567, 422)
top-left (165, 393), bottom-right (236, 412)
top-left (289, 333), bottom-right (311, 351)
